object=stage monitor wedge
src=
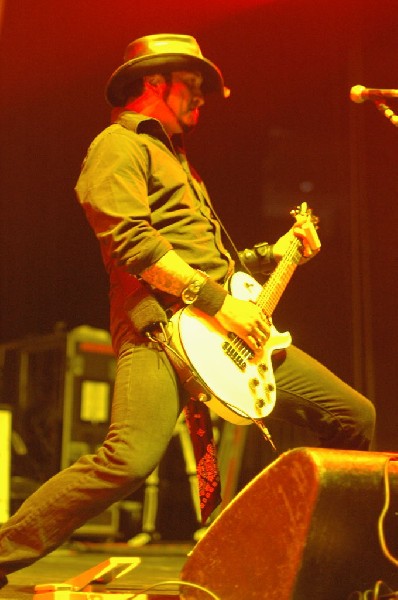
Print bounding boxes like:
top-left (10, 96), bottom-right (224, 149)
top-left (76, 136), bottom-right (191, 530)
top-left (181, 447), bottom-right (398, 600)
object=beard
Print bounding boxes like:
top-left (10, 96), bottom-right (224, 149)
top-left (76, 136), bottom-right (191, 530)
top-left (163, 88), bottom-right (200, 135)
top-left (180, 121), bottom-right (197, 134)
top-left (179, 107), bottom-right (200, 133)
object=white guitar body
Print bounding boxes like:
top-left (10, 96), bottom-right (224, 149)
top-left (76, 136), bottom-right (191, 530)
top-left (169, 272), bottom-right (292, 425)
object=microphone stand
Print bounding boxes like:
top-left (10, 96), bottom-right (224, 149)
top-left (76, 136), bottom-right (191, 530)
top-left (373, 99), bottom-right (398, 128)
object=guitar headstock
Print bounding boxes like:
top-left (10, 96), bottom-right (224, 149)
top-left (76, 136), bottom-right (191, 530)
top-left (290, 201), bottom-right (321, 252)
top-left (290, 201), bottom-right (319, 226)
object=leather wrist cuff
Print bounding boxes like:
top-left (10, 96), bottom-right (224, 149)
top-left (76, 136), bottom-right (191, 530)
top-left (253, 241), bottom-right (276, 264)
top-left (239, 242), bottom-right (276, 275)
top-left (181, 270), bottom-right (227, 316)
top-left (181, 270), bottom-right (208, 305)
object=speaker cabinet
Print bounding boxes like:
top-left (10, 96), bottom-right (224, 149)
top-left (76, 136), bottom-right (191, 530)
top-left (181, 447), bottom-right (398, 600)
top-left (0, 326), bottom-right (118, 538)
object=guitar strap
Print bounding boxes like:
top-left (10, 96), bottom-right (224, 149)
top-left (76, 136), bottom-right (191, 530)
top-left (183, 398), bottom-right (221, 525)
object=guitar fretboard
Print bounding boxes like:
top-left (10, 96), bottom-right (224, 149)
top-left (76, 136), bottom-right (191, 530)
top-left (256, 238), bottom-right (302, 316)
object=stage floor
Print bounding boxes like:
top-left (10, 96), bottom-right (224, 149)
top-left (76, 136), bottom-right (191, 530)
top-left (0, 541), bottom-right (194, 599)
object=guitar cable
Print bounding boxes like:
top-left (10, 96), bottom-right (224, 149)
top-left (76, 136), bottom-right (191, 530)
top-left (127, 578), bottom-right (221, 599)
top-left (347, 455), bottom-right (398, 599)
top-left (378, 455), bottom-right (398, 567)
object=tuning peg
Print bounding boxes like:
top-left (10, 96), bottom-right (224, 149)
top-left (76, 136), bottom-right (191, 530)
top-left (290, 201), bottom-right (308, 218)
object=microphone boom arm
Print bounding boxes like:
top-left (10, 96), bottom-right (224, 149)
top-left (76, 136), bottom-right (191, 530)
top-left (350, 84), bottom-right (398, 129)
top-left (350, 84), bottom-right (398, 103)
top-left (373, 100), bottom-right (398, 128)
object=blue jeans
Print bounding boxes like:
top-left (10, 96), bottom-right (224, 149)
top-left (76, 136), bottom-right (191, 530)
top-left (0, 342), bottom-right (375, 575)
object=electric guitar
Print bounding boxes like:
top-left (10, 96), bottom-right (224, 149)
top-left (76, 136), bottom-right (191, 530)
top-left (169, 203), bottom-right (320, 425)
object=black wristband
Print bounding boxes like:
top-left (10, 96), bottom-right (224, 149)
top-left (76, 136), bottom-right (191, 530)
top-left (253, 241), bottom-right (276, 264)
top-left (239, 242), bottom-right (276, 275)
top-left (193, 278), bottom-right (227, 316)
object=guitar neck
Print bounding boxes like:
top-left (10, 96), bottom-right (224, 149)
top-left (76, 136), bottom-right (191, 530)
top-left (257, 238), bottom-right (302, 316)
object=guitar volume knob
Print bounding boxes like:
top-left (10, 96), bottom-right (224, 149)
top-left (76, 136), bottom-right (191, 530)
top-left (249, 378), bottom-right (260, 391)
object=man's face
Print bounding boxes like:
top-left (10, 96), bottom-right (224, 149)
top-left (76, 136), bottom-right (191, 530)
top-left (164, 71), bottom-right (205, 134)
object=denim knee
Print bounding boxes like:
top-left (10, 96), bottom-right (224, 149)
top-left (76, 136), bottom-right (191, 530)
top-left (94, 439), bottom-right (160, 493)
top-left (355, 398), bottom-right (376, 448)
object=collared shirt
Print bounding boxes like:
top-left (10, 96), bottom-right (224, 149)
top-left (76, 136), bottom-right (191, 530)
top-left (75, 111), bottom-right (234, 352)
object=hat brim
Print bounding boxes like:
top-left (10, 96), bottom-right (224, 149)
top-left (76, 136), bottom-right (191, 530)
top-left (106, 54), bottom-right (227, 107)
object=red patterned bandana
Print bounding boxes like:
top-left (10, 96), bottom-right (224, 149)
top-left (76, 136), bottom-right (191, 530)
top-left (184, 398), bottom-right (221, 524)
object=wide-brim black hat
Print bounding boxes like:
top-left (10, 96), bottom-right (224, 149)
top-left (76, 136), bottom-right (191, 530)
top-left (106, 33), bottom-right (230, 107)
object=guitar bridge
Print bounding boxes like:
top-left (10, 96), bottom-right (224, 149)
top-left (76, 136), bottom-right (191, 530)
top-left (222, 335), bottom-right (254, 371)
top-left (222, 341), bottom-right (247, 370)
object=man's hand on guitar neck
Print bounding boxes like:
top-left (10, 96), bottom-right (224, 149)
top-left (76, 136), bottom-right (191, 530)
top-left (215, 294), bottom-right (270, 353)
top-left (273, 219), bottom-right (321, 264)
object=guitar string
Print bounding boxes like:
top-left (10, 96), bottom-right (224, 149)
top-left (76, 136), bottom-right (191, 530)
top-left (259, 242), bottom-right (300, 306)
top-left (257, 239), bottom-right (301, 315)
top-left (229, 206), bottom-right (312, 357)
top-left (231, 237), bottom-right (301, 360)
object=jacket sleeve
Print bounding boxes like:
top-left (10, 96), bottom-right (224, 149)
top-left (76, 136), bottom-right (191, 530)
top-left (75, 126), bottom-right (172, 275)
